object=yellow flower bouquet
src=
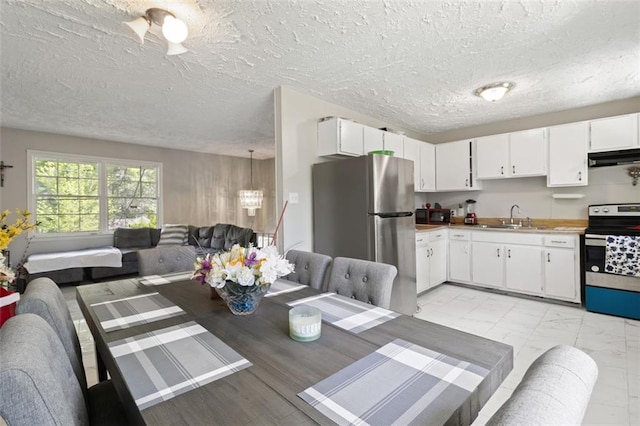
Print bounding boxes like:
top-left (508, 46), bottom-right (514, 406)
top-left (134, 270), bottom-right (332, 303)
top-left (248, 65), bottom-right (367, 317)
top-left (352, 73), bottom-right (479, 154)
top-left (1, 209), bottom-right (37, 288)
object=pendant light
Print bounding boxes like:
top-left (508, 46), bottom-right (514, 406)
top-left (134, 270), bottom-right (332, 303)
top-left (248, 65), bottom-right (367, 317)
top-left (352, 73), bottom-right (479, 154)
top-left (239, 150), bottom-right (263, 216)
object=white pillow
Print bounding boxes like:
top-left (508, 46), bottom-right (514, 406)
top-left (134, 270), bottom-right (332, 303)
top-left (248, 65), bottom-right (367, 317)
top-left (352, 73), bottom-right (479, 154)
top-left (157, 224), bottom-right (189, 246)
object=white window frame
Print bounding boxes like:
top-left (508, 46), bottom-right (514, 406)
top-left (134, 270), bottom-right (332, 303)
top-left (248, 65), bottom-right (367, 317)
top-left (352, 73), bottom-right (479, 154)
top-left (27, 150), bottom-right (163, 238)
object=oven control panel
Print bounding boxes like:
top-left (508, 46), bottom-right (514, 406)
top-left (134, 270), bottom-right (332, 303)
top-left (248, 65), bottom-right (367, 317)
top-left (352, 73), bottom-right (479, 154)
top-left (589, 203), bottom-right (640, 217)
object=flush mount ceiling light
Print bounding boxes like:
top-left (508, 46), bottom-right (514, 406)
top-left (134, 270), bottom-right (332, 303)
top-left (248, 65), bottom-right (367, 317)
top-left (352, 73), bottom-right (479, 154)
top-left (474, 82), bottom-right (515, 102)
top-left (239, 150), bottom-right (264, 216)
top-left (125, 8), bottom-right (189, 56)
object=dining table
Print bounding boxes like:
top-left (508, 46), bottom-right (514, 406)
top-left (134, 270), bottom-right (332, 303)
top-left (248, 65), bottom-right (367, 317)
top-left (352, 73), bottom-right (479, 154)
top-left (76, 274), bottom-right (513, 426)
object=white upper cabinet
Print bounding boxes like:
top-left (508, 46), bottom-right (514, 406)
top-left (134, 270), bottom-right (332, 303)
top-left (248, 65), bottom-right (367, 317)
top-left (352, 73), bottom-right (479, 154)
top-left (317, 118), bottom-right (363, 157)
top-left (589, 113), bottom-right (639, 152)
top-left (363, 126), bottom-right (384, 154)
top-left (476, 134), bottom-right (510, 179)
top-left (476, 129), bottom-right (546, 179)
top-left (383, 132), bottom-right (405, 158)
top-left (547, 122), bottom-right (589, 187)
top-left (420, 142), bottom-right (436, 191)
top-left (510, 128), bottom-right (547, 177)
top-left (404, 137), bottom-right (436, 192)
top-left (435, 140), bottom-right (482, 191)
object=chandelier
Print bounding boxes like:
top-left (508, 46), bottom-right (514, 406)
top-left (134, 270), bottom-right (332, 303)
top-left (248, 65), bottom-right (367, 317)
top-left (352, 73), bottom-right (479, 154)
top-left (239, 150), bottom-right (263, 216)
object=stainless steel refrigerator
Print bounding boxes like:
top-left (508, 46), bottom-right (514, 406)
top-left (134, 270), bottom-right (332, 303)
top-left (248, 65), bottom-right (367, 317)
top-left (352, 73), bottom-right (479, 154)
top-left (312, 154), bottom-right (417, 315)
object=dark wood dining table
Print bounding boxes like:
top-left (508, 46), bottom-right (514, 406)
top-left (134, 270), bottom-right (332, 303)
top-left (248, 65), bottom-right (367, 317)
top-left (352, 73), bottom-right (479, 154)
top-left (76, 278), bottom-right (513, 425)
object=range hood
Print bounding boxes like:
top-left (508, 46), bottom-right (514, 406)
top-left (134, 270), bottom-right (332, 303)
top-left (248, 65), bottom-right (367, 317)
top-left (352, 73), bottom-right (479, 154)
top-left (588, 148), bottom-right (640, 168)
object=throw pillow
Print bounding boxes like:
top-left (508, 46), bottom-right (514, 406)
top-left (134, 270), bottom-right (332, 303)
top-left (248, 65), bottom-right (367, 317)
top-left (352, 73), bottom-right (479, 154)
top-left (157, 224), bottom-right (189, 246)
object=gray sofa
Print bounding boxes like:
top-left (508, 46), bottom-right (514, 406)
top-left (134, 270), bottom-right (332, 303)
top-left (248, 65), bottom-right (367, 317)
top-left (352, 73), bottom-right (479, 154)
top-left (27, 224), bottom-right (256, 285)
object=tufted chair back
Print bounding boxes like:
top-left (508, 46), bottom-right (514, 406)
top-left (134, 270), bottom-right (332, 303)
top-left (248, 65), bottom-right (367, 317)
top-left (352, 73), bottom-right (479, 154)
top-left (326, 257), bottom-right (397, 309)
top-left (284, 250), bottom-right (332, 290)
top-left (17, 277), bottom-right (87, 392)
top-left (137, 245), bottom-right (196, 276)
top-left (0, 314), bottom-right (90, 425)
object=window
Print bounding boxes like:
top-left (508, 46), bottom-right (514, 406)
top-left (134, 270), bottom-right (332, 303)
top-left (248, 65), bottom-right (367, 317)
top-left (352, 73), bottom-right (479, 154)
top-left (29, 151), bottom-right (161, 235)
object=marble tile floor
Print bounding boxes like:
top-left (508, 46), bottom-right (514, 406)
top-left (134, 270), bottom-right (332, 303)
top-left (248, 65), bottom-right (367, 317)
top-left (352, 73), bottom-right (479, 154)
top-left (62, 283), bottom-right (639, 425)
top-left (416, 284), bottom-right (639, 426)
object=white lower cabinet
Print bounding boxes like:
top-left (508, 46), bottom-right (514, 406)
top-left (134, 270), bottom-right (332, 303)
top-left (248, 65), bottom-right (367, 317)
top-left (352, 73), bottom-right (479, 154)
top-left (461, 230), bottom-right (579, 302)
top-left (416, 230), bottom-right (448, 294)
top-left (543, 235), bottom-right (580, 302)
top-left (448, 230), bottom-right (471, 283)
top-left (504, 245), bottom-right (543, 296)
top-left (471, 242), bottom-right (505, 288)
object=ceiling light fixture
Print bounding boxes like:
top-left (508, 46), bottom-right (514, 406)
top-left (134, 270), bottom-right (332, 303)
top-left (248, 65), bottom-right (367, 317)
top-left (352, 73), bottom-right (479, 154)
top-left (239, 150), bottom-right (263, 216)
top-left (474, 82), bottom-right (515, 102)
top-left (125, 8), bottom-right (189, 56)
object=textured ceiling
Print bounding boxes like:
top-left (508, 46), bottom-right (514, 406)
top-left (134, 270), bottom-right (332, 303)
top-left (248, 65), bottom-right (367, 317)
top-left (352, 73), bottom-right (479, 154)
top-left (1, 0), bottom-right (639, 159)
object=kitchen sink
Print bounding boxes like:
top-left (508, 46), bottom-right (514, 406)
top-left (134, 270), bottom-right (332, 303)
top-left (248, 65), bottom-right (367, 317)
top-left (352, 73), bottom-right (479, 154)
top-left (474, 224), bottom-right (547, 230)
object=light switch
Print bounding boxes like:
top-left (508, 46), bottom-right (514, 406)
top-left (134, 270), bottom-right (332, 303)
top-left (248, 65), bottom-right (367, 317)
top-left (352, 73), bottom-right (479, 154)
top-left (289, 192), bottom-right (299, 204)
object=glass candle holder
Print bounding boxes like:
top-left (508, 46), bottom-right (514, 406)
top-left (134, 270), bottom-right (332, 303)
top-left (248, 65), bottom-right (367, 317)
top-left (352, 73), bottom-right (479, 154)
top-left (289, 306), bottom-right (321, 342)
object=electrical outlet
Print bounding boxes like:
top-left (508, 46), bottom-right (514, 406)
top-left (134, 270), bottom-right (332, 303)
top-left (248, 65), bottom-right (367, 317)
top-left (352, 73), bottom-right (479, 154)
top-left (288, 192), bottom-right (299, 204)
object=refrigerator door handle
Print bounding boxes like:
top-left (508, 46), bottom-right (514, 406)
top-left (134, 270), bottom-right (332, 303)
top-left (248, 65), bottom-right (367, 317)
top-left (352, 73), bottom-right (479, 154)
top-left (372, 212), bottom-right (414, 219)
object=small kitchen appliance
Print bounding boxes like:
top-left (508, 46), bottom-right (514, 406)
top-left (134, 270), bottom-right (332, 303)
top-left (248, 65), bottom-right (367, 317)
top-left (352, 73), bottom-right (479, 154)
top-left (416, 204), bottom-right (451, 225)
top-left (584, 203), bottom-right (640, 320)
top-left (464, 199), bottom-right (477, 225)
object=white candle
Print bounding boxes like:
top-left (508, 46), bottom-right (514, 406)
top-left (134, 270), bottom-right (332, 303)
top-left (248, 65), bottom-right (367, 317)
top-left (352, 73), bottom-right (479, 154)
top-left (289, 306), bottom-right (321, 342)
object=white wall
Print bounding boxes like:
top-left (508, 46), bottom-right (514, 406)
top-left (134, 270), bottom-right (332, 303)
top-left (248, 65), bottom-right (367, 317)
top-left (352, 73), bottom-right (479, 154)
top-left (417, 164), bottom-right (639, 220)
top-left (0, 128), bottom-right (275, 266)
top-left (275, 86), bottom-right (424, 252)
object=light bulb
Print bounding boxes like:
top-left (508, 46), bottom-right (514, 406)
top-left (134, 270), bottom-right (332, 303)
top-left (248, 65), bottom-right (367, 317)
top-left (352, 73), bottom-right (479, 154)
top-left (479, 87), bottom-right (509, 102)
top-left (474, 82), bottom-right (514, 102)
top-left (162, 16), bottom-right (188, 43)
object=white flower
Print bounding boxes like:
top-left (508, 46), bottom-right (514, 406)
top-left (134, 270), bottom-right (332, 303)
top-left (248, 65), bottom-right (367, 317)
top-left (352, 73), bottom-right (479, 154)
top-left (236, 267), bottom-right (256, 286)
top-left (193, 244), bottom-right (293, 288)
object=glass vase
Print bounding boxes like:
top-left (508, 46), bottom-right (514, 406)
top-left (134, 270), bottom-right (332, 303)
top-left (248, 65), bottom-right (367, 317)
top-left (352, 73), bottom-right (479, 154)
top-left (215, 281), bottom-right (270, 315)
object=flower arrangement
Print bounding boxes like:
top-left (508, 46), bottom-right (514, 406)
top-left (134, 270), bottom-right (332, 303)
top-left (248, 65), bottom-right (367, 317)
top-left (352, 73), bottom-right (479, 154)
top-left (192, 244), bottom-right (294, 289)
top-left (1, 209), bottom-right (37, 289)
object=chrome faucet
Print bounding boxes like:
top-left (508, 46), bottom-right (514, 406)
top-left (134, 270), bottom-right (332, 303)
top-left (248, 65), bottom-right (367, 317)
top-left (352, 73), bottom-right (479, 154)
top-left (510, 204), bottom-right (521, 224)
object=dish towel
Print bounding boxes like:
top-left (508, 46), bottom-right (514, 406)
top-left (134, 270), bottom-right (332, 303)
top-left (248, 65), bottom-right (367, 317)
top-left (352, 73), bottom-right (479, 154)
top-left (288, 293), bottom-right (399, 333)
top-left (605, 235), bottom-right (640, 277)
top-left (299, 338), bottom-right (489, 426)
top-left (91, 292), bottom-right (185, 332)
top-left (109, 321), bottom-right (252, 410)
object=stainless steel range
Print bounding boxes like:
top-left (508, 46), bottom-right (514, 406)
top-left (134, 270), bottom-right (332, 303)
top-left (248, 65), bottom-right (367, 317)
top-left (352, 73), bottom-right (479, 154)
top-left (584, 203), bottom-right (640, 320)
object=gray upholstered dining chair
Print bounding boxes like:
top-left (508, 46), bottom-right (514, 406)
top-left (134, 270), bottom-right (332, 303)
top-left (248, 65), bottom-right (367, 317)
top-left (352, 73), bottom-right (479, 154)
top-left (284, 250), bottom-right (332, 290)
top-left (16, 277), bottom-right (87, 390)
top-left (0, 314), bottom-right (129, 425)
top-left (326, 257), bottom-right (397, 309)
top-left (137, 245), bottom-right (196, 276)
top-left (486, 345), bottom-right (598, 426)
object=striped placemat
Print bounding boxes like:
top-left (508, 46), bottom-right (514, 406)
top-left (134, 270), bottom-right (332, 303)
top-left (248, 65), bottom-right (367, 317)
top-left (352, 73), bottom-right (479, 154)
top-left (139, 271), bottom-right (193, 286)
top-left (265, 279), bottom-right (307, 297)
top-left (287, 293), bottom-right (399, 334)
top-left (299, 338), bottom-right (489, 425)
top-left (109, 321), bottom-right (252, 410)
top-left (91, 292), bottom-right (185, 332)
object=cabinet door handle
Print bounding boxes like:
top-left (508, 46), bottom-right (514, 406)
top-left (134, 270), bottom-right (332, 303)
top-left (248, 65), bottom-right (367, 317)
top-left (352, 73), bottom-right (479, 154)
top-left (547, 253), bottom-right (551, 263)
top-left (421, 178), bottom-right (425, 188)
top-left (464, 246), bottom-right (468, 254)
top-left (430, 248), bottom-right (434, 256)
top-left (497, 248), bottom-right (500, 258)
top-left (465, 178), bottom-right (469, 187)
top-left (508, 249), bottom-right (511, 258)
top-left (578, 171), bottom-right (582, 181)
top-left (512, 165), bottom-right (516, 174)
top-left (500, 166), bottom-right (504, 175)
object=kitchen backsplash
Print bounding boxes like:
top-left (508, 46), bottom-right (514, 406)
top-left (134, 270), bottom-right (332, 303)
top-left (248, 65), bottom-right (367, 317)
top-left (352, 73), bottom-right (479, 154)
top-left (415, 163), bottom-right (637, 220)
